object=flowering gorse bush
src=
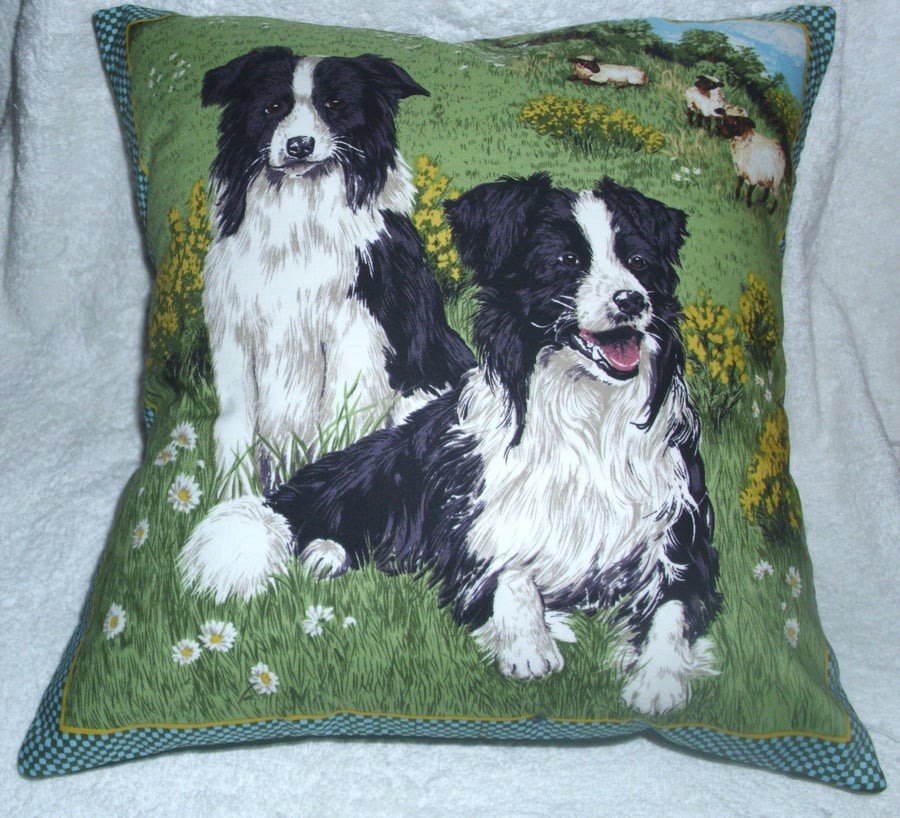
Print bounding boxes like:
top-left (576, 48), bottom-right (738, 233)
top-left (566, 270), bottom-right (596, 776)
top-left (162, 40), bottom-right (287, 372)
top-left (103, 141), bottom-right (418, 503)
top-left (412, 155), bottom-right (465, 295)
top-left (519, 94), bottom-right (665, 154)
top-left (763, 85), bottom-right (801, 148)
top-left (740, 405), bottom-right (803, 543)
top-left (147, 179), bottom-right (210, 378)
top-left (737, 272), bottom-right (779, 368)
top-left (682, 293), bottom-right (748, 428)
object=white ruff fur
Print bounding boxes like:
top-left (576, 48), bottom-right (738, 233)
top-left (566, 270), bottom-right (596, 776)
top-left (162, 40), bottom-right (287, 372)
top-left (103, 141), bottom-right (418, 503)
top-left (460, 347), bottom-right (690, 612)
top-left (203, 59), bottom-right (420, 494)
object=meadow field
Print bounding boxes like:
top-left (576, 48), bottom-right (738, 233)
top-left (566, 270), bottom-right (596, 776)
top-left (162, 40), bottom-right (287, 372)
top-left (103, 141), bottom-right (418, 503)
top-left (62, 16), bottom-right (849, 743)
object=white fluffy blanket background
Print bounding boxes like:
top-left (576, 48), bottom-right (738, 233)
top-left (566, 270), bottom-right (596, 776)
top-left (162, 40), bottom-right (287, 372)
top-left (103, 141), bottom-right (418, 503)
top-left (1, 0), bottom-right (897, 814)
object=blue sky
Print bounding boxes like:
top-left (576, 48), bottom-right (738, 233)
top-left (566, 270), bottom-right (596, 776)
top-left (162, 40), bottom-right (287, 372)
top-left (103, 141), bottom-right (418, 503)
top-left (647, 17), bottom-right (808, 102)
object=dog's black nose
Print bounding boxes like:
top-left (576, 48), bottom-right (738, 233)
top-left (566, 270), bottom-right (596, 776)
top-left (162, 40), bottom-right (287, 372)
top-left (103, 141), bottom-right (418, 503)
top-left (613, 290), bottom-right (647, 317)
top-left (286, 136), bottom-right (315, 160)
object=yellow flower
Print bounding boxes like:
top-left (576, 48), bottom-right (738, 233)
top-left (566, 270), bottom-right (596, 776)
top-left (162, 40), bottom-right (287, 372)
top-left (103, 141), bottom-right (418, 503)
top-left (742, 406), bottom-right (802, 534)
top-left (147, 179), bottom-right (210, 370)
top-left (411, 155), bottom-right (466, 292)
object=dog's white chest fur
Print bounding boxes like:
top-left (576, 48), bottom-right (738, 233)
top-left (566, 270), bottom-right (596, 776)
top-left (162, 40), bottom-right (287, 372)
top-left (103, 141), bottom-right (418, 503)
top-left (203, 167), bottom-right (413, 485)
top-left (456, 346), bottom-right (692, 602)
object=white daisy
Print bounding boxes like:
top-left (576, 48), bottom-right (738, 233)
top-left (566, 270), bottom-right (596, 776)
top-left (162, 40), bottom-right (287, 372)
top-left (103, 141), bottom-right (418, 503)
top-left (784, 618), bottom-right (800, 648)
top-left (199, 621), bottom-right (237, 652)
top-left (786, 567), bottom-right (802, 598)
top-left (172, 639), bottom-right (202, 665)
top-left (154, 443), bottom-right (179, 467)
top-left (167, 474), bottom-right (202, 513)
top-left (755, 373), bottom-right (766, 387)
top-left (249, 662), bottom-right (279, 694)
top-left (692, 167), bottom-right (702, 175)
top-left (752, 560), bottom-right (774, 580)
top-left (343, 616), bottom-right (357, 629)
top-left (302, 605), bottom-right (335, 637)
top-left (672, 172), bottom-right (683, 182)
top-left (680, 166), bottom-right (691, 175)
top-left (103, 604), bottom-right (126, 639)
top-left (171, 422), bottom-right (198, 450)
top-left (752, 400), bottom-right (761, 418)
top-left (132, 519), bottom-right (150, 549)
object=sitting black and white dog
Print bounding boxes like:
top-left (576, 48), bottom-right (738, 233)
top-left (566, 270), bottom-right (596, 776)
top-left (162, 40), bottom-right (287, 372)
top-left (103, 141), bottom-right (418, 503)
top-left (199, 47), bottom-right (473, 494)
top-left (181, 174), bottom-right (721, 714)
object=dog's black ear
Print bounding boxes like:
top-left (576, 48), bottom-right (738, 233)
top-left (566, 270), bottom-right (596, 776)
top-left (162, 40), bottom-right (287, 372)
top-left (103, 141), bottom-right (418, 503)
top-left (444, 173), bottom-right (555, 285)
top-left (593, 176), bottom-right (688, 271)
top-left (201, 47), bottom-right (296, 107)
top-left (353, 54), bottom-right (430, 101)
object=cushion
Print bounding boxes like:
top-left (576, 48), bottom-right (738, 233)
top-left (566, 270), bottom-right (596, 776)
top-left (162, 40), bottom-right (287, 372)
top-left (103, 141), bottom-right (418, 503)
top-left (18, 3), bottom-right (885, 792)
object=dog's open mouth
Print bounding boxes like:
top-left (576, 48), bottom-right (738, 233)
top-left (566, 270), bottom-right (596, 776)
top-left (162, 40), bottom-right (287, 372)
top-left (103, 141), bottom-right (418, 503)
top-left (272, 158), bottom-right (319, 173)
top-left (571, 327), bottom-right (643, 379)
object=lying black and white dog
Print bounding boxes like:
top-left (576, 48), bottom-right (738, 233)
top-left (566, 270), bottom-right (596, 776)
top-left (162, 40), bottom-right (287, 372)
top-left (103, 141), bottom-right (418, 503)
top-left (200, 47), bottom-right (473, 493)
top-left (181, 174), bottom-right (721, 714)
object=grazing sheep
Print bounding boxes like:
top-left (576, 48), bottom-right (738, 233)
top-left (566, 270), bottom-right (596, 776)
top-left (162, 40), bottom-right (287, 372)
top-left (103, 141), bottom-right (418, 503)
top-left (722, 103), bottom-right (748, 117)
top-left (716, 111), bottom-right (787, 212)
top-left (567, 55), bottom-right (648, 87)
top-left (684, 75), bottom-right (729, 130)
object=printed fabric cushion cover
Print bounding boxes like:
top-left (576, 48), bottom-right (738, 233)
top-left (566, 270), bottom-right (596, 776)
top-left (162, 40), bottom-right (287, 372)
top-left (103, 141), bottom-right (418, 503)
top-left (19, 4), bottom-right (885, 792)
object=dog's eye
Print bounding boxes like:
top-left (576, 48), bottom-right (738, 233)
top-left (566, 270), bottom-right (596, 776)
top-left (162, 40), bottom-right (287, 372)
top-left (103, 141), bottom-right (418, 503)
top-left (559, 252), bottom-right (582, 268)
top-left (627, 254), bottom-right (648, 272)
top-left (264, 101), bottom-right (284, 116)
top-left (324, 98), bottom-right (346, 110)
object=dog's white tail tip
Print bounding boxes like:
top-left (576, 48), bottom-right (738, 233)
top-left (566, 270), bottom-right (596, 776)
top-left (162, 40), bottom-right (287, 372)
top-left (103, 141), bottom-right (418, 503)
top-left (178, 495), bottom-right (293, 603)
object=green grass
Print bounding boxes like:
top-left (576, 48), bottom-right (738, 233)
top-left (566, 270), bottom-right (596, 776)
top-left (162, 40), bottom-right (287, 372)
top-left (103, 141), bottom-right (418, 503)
top-left (62, 16), bottom-right (849, 742)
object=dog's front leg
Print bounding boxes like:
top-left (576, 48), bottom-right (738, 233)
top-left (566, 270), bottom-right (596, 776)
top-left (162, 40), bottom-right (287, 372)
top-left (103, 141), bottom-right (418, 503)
top-left (210, 334), bottom-right (259, 497)
top-left (473, 570), bottom-right (563, 680)
top-left (621, 600), bottom-right (718, 715)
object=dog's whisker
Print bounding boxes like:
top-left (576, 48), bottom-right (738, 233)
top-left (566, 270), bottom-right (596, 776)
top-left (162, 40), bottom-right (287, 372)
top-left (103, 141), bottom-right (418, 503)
top-left (333, 138), bottom-right (366, 160)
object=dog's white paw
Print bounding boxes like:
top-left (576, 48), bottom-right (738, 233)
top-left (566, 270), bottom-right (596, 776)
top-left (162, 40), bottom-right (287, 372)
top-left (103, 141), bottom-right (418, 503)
top-left (620, 601), bottom-right (718, 715)
top-left (622, 665), bottom-right (692, 715)
top-left (298, 538), bottom-right (350, 580)
top-left (473, 569), bottom-right (566, 680)
top-left (179, 496), bottom-right (293, 603)
top-left (495, 634), bottom-right (565, 680)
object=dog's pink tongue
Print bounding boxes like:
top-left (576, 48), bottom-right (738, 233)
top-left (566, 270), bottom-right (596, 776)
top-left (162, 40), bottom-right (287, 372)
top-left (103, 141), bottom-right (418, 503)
top-left (584, 330), bottom-right (641, 372)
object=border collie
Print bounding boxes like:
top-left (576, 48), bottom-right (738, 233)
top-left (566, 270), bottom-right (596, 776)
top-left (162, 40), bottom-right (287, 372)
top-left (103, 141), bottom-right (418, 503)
top-left (199, 48), bottom-right (473, 494)
top-left (181, 174), bottom-right (722, 715)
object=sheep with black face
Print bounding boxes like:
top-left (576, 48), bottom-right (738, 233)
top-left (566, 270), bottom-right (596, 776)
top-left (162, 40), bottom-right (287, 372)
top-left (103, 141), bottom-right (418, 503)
top-left (716, 110), bottom-right (787, 212)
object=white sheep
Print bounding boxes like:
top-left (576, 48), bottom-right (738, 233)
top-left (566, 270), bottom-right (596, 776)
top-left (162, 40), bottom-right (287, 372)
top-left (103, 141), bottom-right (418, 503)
top-left (716, 112), bottom-right (787, 212)
top-left (567, 55), bottom-right (648, 87)
top-left (684, 75), bottom-right (728, 130)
